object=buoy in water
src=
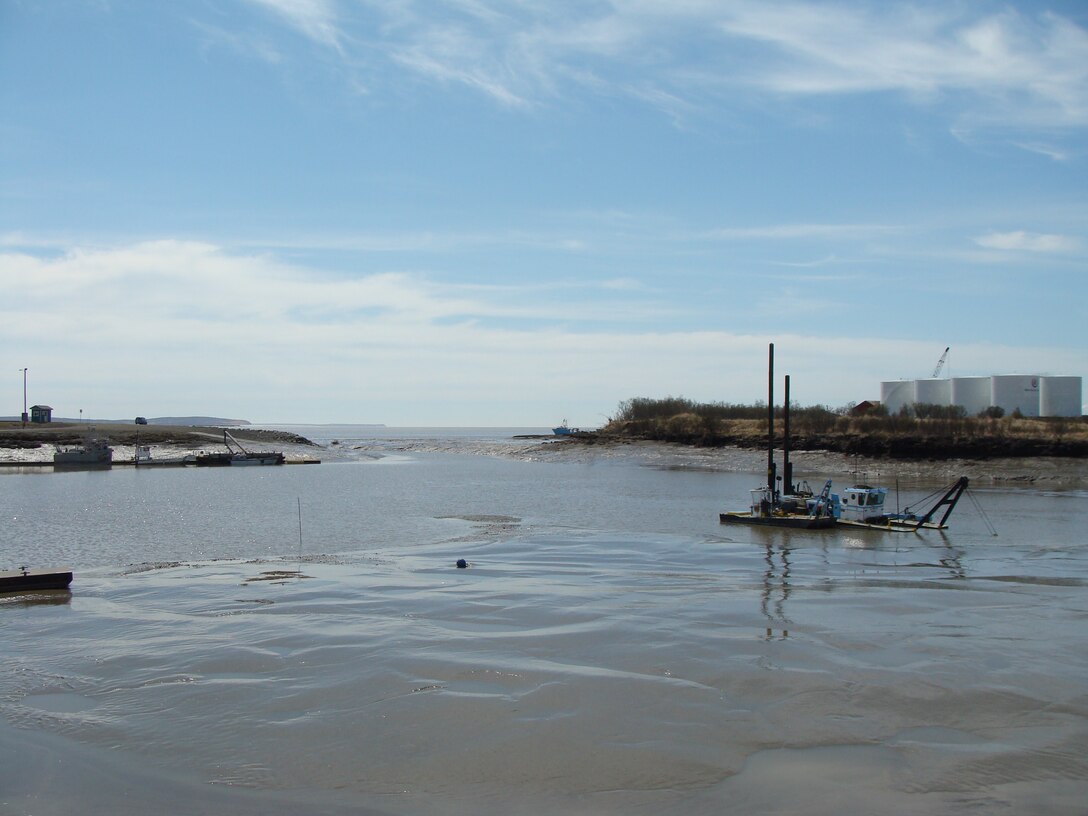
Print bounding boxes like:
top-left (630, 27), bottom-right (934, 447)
top-left (456, 559), bottom-right (468, 569)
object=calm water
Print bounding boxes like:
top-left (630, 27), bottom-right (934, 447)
top-left (2, 428), bottom-right (1087, 814)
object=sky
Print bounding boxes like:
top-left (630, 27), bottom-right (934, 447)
top-left (2, 0), bottom-right (1086, 425)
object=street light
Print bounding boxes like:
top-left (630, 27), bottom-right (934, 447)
top-left (19, 368), bottom-right (27, 426)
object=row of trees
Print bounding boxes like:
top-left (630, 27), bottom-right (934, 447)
top-left (607, 396), bottom-right (1082, 446)
top-left (613, 396), bottom-right (845, 423)
top-left (613, 397), bottom-right (1018, 424)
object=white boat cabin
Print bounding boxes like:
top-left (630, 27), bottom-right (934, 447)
top-left (836, 485), bottom-right (888, 522)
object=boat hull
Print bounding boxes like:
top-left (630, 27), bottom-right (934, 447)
top-left (231, 454), bottom-right (285, 466)
top-left (54, 449), bottom-right (113, 469)
top-left (53, 456), bottom-right (112, 469)
top-left (0, 568), bottom-right (73, 593)
top-left (835, 518), bottom-right (947, 532)
top-left (719, 512), bottom-right (836, 529)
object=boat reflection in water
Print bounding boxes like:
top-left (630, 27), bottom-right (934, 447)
top-left (761, 542), bottom-right (792, 641)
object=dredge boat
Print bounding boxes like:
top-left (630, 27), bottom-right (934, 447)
top-left (717, 344), bottom-right (971, 533)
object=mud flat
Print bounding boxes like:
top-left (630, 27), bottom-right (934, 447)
top-left (534, 435), bottom-right (1088, 487)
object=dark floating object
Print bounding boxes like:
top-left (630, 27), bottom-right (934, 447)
top-left (0, 567), bottom-right (73, 593)
top-left (456, 559), bottom-right (468, 569)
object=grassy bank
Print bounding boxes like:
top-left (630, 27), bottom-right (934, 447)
top-left (589, 398), bottom-right (1088, 460)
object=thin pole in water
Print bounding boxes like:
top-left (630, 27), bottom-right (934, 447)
top-left (297, 497), bottom-right (303, 575)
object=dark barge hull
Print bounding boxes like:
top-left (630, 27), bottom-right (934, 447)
top-left (0, 569), bottom-right (73, 593)
top-left (719, 512), bottom-right (836, 529)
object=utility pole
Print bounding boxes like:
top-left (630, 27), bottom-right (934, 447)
top-left (20, 368), bottom-right (27, 426)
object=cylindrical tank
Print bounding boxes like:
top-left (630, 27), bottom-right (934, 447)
top-left (951, 377), bottom-right (992, 416)
top-left (914, 378), bottom-right (951, 407)
top-left (881, 380), bottom-right (915, 415)
top-left (991, 375), bottom-right (1040, 417)
top-left (1039, 376), bottom-right (1082, 417)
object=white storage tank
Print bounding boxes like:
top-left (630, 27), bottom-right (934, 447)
top-left (881, 380), bottom-right (916, 414)
top-left (991, 375), bottom-right (1040, 417)
top-left (1039, 376), bottom-right (1082, 417)
top-left (951, 377), bottom-right (993, 416)
top-left (914, 378), bottom-right (951, 407)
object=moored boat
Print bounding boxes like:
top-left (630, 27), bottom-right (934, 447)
top-left (53, 435), bottom-right (113, 469)
top-left (719, 344), bottom-right (972, 533)
top-left (187, 431), bottom-right (285, 466)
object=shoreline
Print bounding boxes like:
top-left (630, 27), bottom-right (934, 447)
top-left (2, 422), bottom-right (1087, 486)
top-left (0, 422), bottom-right (320, 466)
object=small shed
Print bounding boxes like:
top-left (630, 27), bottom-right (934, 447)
top-left (30, 404), bottom-right (53, 423)
top-left (850, 400), bottom-right (880, 417)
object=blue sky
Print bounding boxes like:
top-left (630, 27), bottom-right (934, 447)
top-left (2, 0), bottom-right (1085, 425)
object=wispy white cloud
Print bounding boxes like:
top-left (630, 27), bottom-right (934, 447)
top-left (1012, 141), bottom-right (1072, 161)
top-left (243, 0), bottom-right (344, 53)
top-left (770, 255), bottom-right (840, 269)
top-left (4, 241), bottom-right (1083, 422)
top-left (0, 240), bottom-right (666, 327)
top-left (190, 19), bottom-right (284, 64)
top-left (974, 230), bottom-right (1079, 253)
top-left (704, 223), bottom-right (899, 241)
top-left (226, 1), bottom-right (1088, 132)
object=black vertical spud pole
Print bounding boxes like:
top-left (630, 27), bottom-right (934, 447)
top-left (767, 343), bottom-right (776, 494)
top-left (784, 374), bottom-right (793, 494)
